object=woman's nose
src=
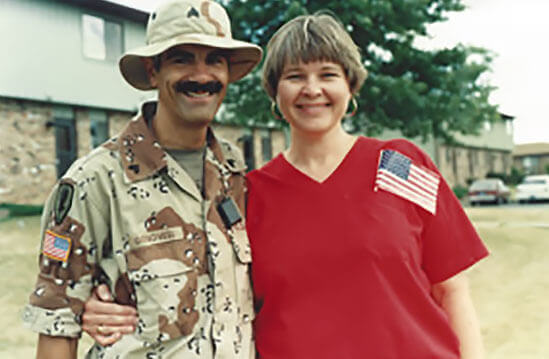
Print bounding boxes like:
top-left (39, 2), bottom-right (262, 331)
top-left (301, 78), bottom-right (322, 97)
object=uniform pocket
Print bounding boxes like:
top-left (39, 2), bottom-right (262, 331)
top-left (127, 241), bottom-right (203, 342)
top-left (230, 228), bottom-right (254, 325)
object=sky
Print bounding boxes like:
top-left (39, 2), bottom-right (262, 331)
top-left (110, 0), bottom-right (549, 144)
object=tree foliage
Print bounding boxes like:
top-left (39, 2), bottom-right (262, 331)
top-left (220, 0), bottom-right (499, 142)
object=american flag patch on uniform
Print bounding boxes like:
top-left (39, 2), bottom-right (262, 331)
top-left (43, 230), bottom-right (72, 262)
top-left (375, 149), bottom-right (440, 214)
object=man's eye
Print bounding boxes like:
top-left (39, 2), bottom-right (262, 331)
top-left (174, 57), bottom-right (192, 64)
top-left (207, 55), bottom-right (226, 65)
top-left (322, 72), bottom-right (338, 78)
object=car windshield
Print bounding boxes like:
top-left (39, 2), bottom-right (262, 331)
top-left (522, 179), bottom-right (547, 185)
top-left (470, 180), bottom-right (498, 190)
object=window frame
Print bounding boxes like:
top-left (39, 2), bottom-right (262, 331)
top-left (81, 12), bottom-right (124, 63)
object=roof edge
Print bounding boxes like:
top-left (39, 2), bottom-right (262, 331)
top-left (55, 0), bottom-right (149, 23)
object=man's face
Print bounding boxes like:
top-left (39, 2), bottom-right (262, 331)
top-left (147, 44), bottom-right (230, 127)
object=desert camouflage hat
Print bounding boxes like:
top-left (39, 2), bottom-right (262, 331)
top-left (119, 0), bottom-right (263, 90)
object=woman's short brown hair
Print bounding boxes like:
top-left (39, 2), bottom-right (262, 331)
top-left (262, 12), bottom-right (368, 100)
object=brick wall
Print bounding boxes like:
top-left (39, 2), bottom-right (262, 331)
top-left (0, 97), bottom-right (286, 205)
top-left (0, 99), bottom-right (57, 204)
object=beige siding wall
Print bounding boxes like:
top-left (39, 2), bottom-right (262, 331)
top-left (513, 155), bottom-right (549, 175)
top-left (436, 144), bottom-right (512, 187)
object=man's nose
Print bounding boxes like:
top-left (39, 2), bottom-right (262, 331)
top-left (188, 61), bottom-right (213, 82)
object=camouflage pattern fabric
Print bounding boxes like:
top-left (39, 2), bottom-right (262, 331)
top-left (23, 102), bottom-right (254, 358)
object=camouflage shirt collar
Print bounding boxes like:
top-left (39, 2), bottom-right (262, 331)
top-left (117, 101), bottom-right (227, 183)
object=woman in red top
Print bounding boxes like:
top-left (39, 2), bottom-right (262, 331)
top-left (81, 11), bottom-right (487, 359)
top-left (246, 12), bottom-right (487, 359)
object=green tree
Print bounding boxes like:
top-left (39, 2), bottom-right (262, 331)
top-left (220, 0), bottom-right (499, 141)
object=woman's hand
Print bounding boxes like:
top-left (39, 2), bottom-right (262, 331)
top-left (82, 284), bottom-right (138, 346)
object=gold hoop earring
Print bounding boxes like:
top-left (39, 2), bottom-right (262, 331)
top-left (271, 101), bottom-right (282, 120)
top-left (345, 97), bottom-right (358, 118)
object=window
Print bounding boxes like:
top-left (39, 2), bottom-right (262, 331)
top-left (82, 14), bottom-right (123, 61)
top-left (468, 150), bottom-right (475, 177)
top-left (53, 106), bottom-right (77, 178)
top-left (238, 134), bottom-right (255, 172)
top-left (445, 147), bottom-right (452, 163)
top-left (261, 131), bottom-right (272, 162)
top-left (90, 110), bottom-right (109, 148)
top-left (522, 156), bottom-right (539, 174)
top-left (483, 121), bottom-right (492, 132)
top-left (505, 120), bottom-right (513, 135)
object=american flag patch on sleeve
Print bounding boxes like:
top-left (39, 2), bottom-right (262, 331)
top-left (43, 230), bottom-right (72, 262)
top-left (374, 149), bottom-right (440, 214)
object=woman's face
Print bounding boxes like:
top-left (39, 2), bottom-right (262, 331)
top-left (276, 60), bottom-right (352, 136)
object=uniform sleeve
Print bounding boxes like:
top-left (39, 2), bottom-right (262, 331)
top-left (417, 150), bottom-right (489, 284)
top-left (22, 163), bottom-right (109, 337)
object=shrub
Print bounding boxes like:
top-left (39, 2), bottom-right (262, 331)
top-left (486, 172), bottom-right (506, 181)
top-left (452, 185), bottom-right (468, 199)
top-left (507, 167), bottom-right (525, 185)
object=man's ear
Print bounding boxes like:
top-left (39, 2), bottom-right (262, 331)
top-left (142, 57), bottom-right (158, 88)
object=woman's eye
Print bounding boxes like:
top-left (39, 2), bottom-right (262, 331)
top-left (285, 74), bottom-right (302, 80)
top-left (322, 72), bottom-right (338, 78)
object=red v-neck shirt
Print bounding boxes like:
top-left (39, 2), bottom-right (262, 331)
top-left (246, 136), bottom-right (488, 359)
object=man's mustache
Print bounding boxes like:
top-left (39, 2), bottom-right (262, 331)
top-left (174, 81), bottom-right (224, 94)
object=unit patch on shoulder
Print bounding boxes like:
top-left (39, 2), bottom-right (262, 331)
top-left (54, 183), bottom-right (74, 225)
top-left (43, 230), bottom-right (72, 262)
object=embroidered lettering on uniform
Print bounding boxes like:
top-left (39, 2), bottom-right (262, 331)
top-left (43, 230), bottom-right (72, 262)
top-left (131, 227), bottom-right (184, 248)
top-left (374, 149), bottom-right (440, 214)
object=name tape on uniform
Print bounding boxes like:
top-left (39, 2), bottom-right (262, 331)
top-left (131, 227), bottom-right (184, 248)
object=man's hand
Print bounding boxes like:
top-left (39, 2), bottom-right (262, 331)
top-left (82, 284), bottom-right (138, 346)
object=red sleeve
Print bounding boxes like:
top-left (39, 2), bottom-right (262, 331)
top-left (385, 139), bottom-right (489, 284)
top-left (421, 172), bottom-right (489, 283)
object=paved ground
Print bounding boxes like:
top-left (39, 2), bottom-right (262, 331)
top-left (1, 207), bottom-right (548, 358)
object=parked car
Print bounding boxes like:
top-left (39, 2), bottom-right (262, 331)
top-left (516, 175), bottom-right (549, 203)
top-left (468, 178), bottom-right (510, 205)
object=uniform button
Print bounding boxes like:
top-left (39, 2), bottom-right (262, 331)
top-left (243, 314), bottom-right (250, 323)
top-left (34, 287), bottom-right (45, 297)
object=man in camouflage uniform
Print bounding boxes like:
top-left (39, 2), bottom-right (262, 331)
top-left (23, 0), bottom-right (262, 357)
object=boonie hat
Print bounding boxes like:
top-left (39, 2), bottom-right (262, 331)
top-left (119, 0), bottom-right (263, 90)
